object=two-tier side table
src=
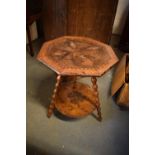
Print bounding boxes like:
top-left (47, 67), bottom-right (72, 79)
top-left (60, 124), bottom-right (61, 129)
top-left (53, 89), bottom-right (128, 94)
top-left (37, 36), bottom-right (118, 121)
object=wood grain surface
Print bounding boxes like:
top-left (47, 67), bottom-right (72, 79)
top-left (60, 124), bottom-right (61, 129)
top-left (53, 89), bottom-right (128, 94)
top-left (37, 36), bottom-right (119, 76)
top-left (55, 82), bottom-right (96, 118)
top-left (42, 0), bottom-right (118, 43)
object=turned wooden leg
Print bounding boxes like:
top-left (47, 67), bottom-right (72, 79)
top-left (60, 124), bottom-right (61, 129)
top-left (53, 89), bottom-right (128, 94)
top-left (91, 77), bottom-right (102, 121)
top-left (47, 75), bottom-right (61, 118)
top-left (26, 25), bottom-right (34, 56)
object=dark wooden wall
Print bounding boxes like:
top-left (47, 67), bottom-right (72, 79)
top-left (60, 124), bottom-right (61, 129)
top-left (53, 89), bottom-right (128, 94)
top-left (42, 0), bottom-right (118, 44)
top-left (119, 14), bottom-right (129, 52)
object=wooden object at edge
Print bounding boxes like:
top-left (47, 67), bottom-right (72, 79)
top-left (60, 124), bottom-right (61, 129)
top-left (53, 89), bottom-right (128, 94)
top-left (42, 0), bottom-right (118, 44)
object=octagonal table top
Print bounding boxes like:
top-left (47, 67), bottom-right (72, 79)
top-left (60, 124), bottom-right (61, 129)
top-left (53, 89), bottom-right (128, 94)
top-left (37, 36), bottom-right (119, 76)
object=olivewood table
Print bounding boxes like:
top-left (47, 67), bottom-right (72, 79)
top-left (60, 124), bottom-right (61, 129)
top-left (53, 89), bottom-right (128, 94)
top-left (37, 36), bottom-right (118, 121)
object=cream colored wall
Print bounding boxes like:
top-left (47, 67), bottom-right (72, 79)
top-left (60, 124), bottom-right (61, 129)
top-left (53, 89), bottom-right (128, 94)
top-left (112, 0), bottom-right (129, 35)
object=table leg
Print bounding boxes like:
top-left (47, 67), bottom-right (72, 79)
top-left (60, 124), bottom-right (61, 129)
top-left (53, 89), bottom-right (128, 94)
top-left (72, 76), bottom-right (77, 89)
top-left (26, 25), bottom-right (34, 56)
top-left (91, 77), bottom-right (102, 121)
top-left (47, 75), bottom-right (61, 118)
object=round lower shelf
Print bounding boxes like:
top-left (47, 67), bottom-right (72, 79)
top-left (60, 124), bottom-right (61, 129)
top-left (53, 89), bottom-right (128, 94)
top-left (55, 82), bottom-right (96, 118)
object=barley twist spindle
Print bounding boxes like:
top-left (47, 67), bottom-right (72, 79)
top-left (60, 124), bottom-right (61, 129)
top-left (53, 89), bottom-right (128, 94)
top-left (91, 77), bottom-right (102, 121)
top-left (47, 75), bottom-right (61, 117)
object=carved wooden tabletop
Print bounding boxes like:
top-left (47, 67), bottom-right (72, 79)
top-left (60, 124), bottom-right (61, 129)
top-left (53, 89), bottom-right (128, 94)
top-left (37, 36), bottom-right (119, 121)
top-left (37, 36), bottom-right (118, 76)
